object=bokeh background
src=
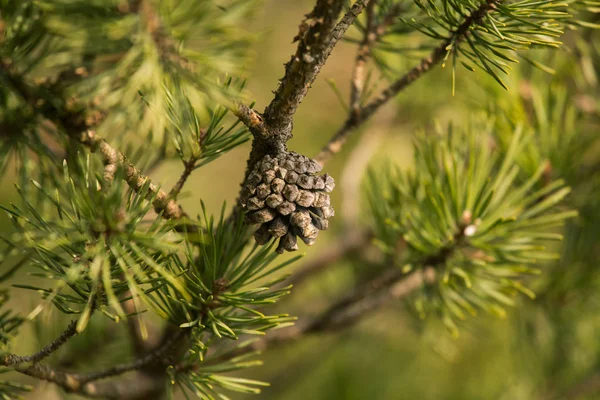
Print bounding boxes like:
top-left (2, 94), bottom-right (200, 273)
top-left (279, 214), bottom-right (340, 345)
top-left (1, 0), bottom-right (599, 399)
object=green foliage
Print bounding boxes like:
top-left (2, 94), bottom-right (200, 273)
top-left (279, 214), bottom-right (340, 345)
top-left (367, 120), bottom-right (576, 336)
top-left (0, 0), bottom-right (257, 149)
top-left (147, 203), bottom-right (297, 334)
top-left (169, 347), bottom-right (270, 400)
top-left (408, 0), bottom-right (568, 89)
top-left (0, 376), bottom-right (31, 400)
top-left (0, 291), bottom-right (22, 348)
top-left (165, 78), bottom-right (251, 168)
top-left (0, 0), bottom-right (598, 399)
top-left (1, 155), bottom-right (185, 331)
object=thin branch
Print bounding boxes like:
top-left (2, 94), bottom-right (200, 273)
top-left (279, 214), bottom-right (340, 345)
top-left (229, 0), bottom-right (372, 224)
top-left (316, 0), bottom-right (501, 164)
top-left (79, 328), bottom-right (187, 383)
top-left (232, 102), bottom-right (266, 133)
top-left (10, 327), bottom-right (187, 398)
top-left (350, 1), bottom-right (377, 114)
top-left (3, 320), bottom-right (78, 366)
top-left (0, 61), bottom-right (196, 232)
top-left (262, 0), bottom-right (349, 133)
top-left (204, 268), bottom-right (434, 366)
top-left (169, 158), bottom-right (197, 200)
top-left (16, 364), bottom-right (161, 400)
top-left (304, 267), bottom-right (436, 332)
top-left (14, 363), bottom-right (83, 393)
top-left (81, 131), bottom-right (189, 222)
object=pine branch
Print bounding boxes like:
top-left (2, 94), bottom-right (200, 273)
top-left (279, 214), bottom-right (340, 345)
top-left (211, 224), bottom-right (464, 362)
top-left (9, 327), bottom-right (188, 398)
top-left (204, 267), bottom-right (435, 366)
top-left (168, 157), bottom-right (200, 200)
top-left (79, 328), bottom-right (188, 383)
top-left (239, 0), bottom-right (372, 145)
top-left (350, 1), bottom-right (377, 114)
top-left (81, 131), bottom-right (189, 222)
top-left (0, 61), bottom-right (196, 232)
top-left (316, 0), bottom-right (501, 164)
top-left (15, 363), bottom-right (160, 400)
top-left (3, 320), bottom-right (78, 366)
top-left (127, 0), bottom-right (194, 73)
top-left (261, 0), bottom-right (349, 134)
top-left (304, 267), bottom-right (436, 332)
top-left (14, 363), bottom-right (83, 393)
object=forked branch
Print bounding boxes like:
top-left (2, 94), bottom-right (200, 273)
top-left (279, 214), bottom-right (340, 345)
top-left (316, 0), bottom-right (501, 164)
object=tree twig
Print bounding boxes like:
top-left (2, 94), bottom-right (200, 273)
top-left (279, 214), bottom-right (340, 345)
top-left (10, 327), bottom-right (188, 398)
top-left (349, 0), bottom-right (377, 114)
top-left (169, 158), bottom-right (198, 200)
top-left (262, 0), bottom-right (350, 133)
top-left (3, 320), bottom-right (79, 366)
top-left (81, 130), bottom-right (190, 222)
top-left (204, 267), bottom-right (435, 367)
top-left (79, 328), bottom-right (187, 383)
top-left (316, 0), bottom-right (501, 164)
top-left (0, 61), bottom-right (196, 232)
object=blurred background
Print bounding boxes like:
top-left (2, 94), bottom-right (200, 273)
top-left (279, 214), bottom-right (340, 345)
top-left (1, 0), bottom-right (599, 399)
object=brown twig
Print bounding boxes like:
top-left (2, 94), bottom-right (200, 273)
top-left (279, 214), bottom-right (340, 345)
top-left (10, 327), bottom-right (187, 399)
top-left (350, 1), bottom-right (377, 114)
top-left (169, 158), bottom-right (197, 200)
top-left (316, 0), bottom-right (501, 164)
top-left (204, 267), bottom-right (435, 367)
top-left (3, 320), bottom-right (79, 366)
top-left (80, 131), bottom-right (190, 222)
top-left (304, 267), bottom-right (436, 332)
top-left (263, 0), bottom-right (371, 139)
top-left (233, 102), bottom-right (266, 133)
top-left (262, 0), bottom-right (350, 133)
top-left (0, 43), bottom-right (196, 233)
top-left (16, 364), bottom-right (160, 400)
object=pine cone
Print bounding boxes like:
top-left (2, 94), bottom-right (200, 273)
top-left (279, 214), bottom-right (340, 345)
top-left (242, 151), bottom-right (335, 253)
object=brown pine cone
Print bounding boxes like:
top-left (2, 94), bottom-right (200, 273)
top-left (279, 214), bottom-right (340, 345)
top-left (242, 151), bottom-right (335, 253)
